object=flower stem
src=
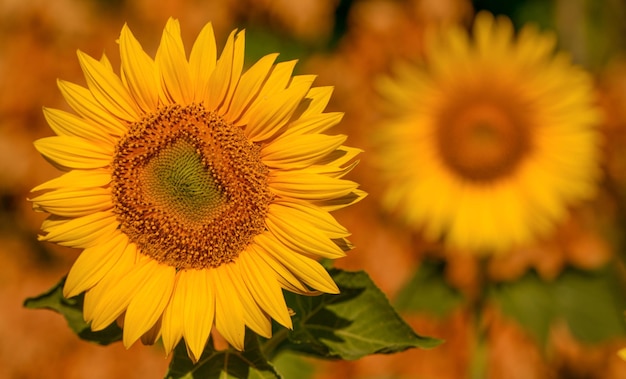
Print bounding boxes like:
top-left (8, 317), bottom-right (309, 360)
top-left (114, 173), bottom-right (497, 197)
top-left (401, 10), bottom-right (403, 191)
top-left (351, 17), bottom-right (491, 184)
top-left (261, 328), bottom-right (289, 360)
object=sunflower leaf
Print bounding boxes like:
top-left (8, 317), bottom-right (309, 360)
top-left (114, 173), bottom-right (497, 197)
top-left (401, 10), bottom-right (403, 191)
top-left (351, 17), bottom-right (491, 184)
top-left (394, 259), bottom-right (465, 316)
top-left (23, 277), bottom-right (123, 345)
top-left (270, 351), bottom-right (314, 379)
top-left (166, 332), bottom-right (280, 379)
top-left (274, 268), bottom-right (442, 360)
top-left (489, 265), bottom-right (626, 347)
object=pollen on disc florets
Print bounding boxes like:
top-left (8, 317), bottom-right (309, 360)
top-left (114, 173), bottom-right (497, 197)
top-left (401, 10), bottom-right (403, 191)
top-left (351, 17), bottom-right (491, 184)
top-left (111, 104), bottom-right (273, 270)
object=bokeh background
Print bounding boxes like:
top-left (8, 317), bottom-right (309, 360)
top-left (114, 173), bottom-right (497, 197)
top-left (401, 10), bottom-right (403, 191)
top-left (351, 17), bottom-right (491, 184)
top-left (2, 0), bottom-right (626, 378)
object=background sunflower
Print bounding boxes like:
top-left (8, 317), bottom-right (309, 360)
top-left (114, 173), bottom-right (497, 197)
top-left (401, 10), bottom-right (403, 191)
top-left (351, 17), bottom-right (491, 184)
top-left (376, 11), bottom-right (602, 253)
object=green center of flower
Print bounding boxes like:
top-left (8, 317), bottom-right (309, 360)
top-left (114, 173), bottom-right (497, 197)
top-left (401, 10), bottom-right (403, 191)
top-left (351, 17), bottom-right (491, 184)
top-left (436, 92), bottom-right (533, 182)
top-left (111, 104), bottom-right (273, 270)
top-left (142, 139), bottom-right (224, 224)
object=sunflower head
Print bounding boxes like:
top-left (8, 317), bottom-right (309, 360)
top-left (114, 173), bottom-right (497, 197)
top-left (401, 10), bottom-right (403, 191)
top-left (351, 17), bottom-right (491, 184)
top-left (377, 11), bottom-right (602, 254)
top-left (30, 18), bottom-right (365, 360)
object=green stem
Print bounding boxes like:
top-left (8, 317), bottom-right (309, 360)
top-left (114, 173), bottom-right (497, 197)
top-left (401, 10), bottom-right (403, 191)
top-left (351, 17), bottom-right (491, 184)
top-left (469, 256), bottom-right (490, 379)
top-left (261, 328), bottom-right (289, 360)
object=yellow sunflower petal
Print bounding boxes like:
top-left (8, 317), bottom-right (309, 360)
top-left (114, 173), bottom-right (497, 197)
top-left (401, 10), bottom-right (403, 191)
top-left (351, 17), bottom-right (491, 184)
top-left (269, 171), bottom-right (359, 201)
top-left (189, 22), bottom-right (217, 103)
top-left (262, 133), bottom-right (347, 169)
top-left (515, 24), bottom-right (556, 66)
top-left (123, 260), bottom-right (176, 348)
top-left (280, 112), bottom-right (344, 138)
top-left (225, 263), bottom-right (272, 338)
top-left (242, 77), bottom-right (315, 142)
top-left (43, 107), bottom-right (116, 144)
top-left (57, 80), bottom-right (126, 136)
top-left (443, 28), bottom-right (471, 67)
top-left (180, 269), bottom-right (214, 361)
top-left (156, 18), bottom-right (192, 105)
top-left (206, 30), bottom-right (245, 113)
top-left (31, 169), bottom-right (110, 192)
top-left (30, 186), bottom-right (111, 217)
top-left (77, 50), bottom-right (139, 121)
top-left (250, 244), bottom-right (316, 295)
top-left (34, 136), bottom-right (113, 170)
top-left (301, 86), bottom-right (334, 118)
top-left (140, 320), bottom-right (162, 346)
top-left (239, 251), bottom-right (293, 329)
top-left (160, 273), bottom-right (185, 357)
top-left (256, 233), bottom-right (339, 294)
top-left (266, 209), bottom-right (346, 259)
top-left (313, 188), bottom-right (367, 212)
top-left (225, 52), bottom-right (279, 124)
top-left (63, 232), bottom-right (129, 298)
top-left (211, 265), bottom-right (245, 350)
top-left (218, 30), bottom-right (245, 113)
top-left (235, 60), bottom-right (297, 127)
top-left (90, 255), bottom-right (155, 331)
top-left (262, 60), bottom-right (298, 93)
top-left (119, 23), bottom-right (160, 112)
top-left (83, 243), bottom-right (139, 330)
top-left (39, 210), bottom-right (119, 248)
top-left (479, 13), bottom-right (514, 60)
top-left (310, 160), bottom-right (360, 180)
top-left (314, 146), bottom-right (363, 169)
top-left (99, 52), bottom-right (113, 71)
top-left (271, 200), bottom-right (349, 239)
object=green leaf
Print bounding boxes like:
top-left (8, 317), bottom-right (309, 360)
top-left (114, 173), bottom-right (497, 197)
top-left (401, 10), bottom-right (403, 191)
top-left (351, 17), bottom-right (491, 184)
top-left (23, 277), bottom-right (122, 345)
top-left (395, 259), bottom-right (465, 316)
top-left (554, 267), bottom-right (626, 343)
top-left (276, 269), bottom-right (442, 360)
top-left (271, 351), bottom-right (314, 379)
top-left (166, 332), bottom-right (280, 379)
top-left (488, 270), bottom-right (555, 346)
top-left (490, 265), bottom-right (626, 346)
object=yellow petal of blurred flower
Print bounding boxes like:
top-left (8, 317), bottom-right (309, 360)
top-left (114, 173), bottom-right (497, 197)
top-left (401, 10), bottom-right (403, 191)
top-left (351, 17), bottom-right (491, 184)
top-left (376, 11), bottom-right (602, 254)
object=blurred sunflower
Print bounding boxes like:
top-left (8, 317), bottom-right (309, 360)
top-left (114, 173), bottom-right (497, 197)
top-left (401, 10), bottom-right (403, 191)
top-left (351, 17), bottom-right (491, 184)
top-left (377, 11), bottom-right (601, 253)
top-left (30, 19), bottom-right (364, 361)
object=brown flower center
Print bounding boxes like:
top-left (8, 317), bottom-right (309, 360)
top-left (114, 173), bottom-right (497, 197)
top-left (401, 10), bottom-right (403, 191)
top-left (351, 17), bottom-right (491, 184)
top-left (111, 104), bottom-right (273, 269)
top-left (435, 87), bottom-right (534, 182)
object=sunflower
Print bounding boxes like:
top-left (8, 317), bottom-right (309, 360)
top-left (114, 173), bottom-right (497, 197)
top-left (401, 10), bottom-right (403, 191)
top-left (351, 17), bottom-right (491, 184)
top-left (30, 19), bottom-right (364, 361)
top-left (376, 12), bottom-right (601, 254)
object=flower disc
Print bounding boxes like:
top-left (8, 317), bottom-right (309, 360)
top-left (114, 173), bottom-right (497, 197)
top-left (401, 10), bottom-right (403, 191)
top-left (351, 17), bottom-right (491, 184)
top-left (435, 84), bottom-right (533, 182)
top-left (112, 104), bottom-right (272, 269)
top-left (377, 12), bottom-right (601, 253)
top-left (31, 18), bottom-right (365, 360)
